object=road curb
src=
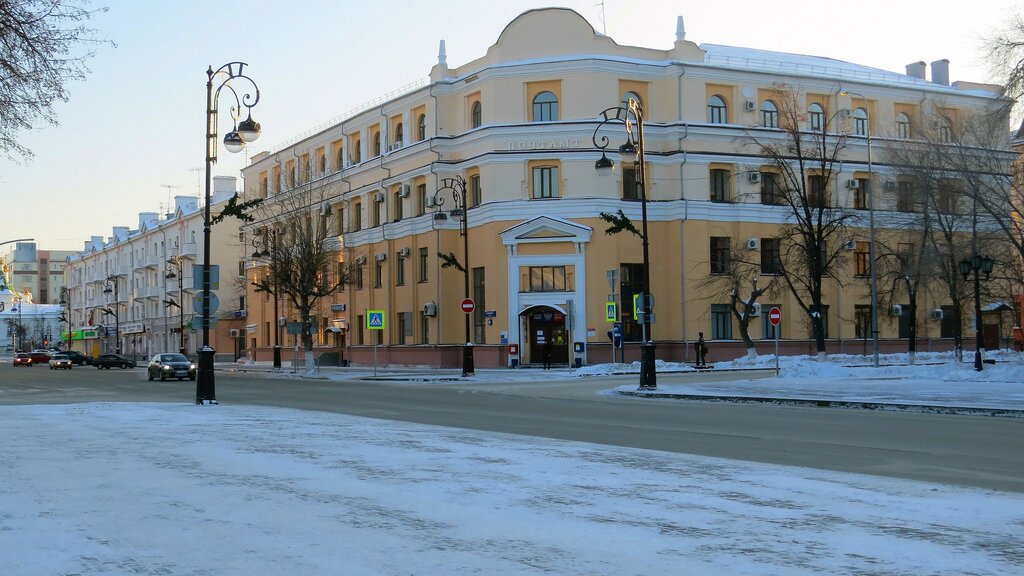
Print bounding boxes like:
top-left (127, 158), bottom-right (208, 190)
top-left (616, 390), bottom-right (1024, 418)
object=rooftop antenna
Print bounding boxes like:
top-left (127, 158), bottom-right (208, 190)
top-left (190, 167), bottom-right (202, 197)
top-left (597, 0), bottom-right (606, 35)
top-left (161, 184), bottom-right (179, 215)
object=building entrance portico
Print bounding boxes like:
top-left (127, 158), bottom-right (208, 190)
top-left (520, 305), bottom-right (568, 366)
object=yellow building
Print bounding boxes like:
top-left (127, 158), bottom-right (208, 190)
top-left (242, 8), bottom-right (1007, 367)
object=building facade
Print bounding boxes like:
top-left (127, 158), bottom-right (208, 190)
top-left (241, 8), bottom-right (1009, 367)
top-left (0, 242), bottom-right (76, 305)
top-left (64, 178), bottom-right (247, 359)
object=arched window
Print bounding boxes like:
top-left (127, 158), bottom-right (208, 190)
top-left (337, 147), bottom-right (345, 169)
top-left (707, 95), bottom-right (727, 124)
top-left (896, 113), bottom-right (911, 139)
top-left (318, 154), bottom-right (326, 174)
top-left (417, 114), bottom-right (426, 141)
top-left (853, 108), bottom-right (868, 136)
top-left (938, 117), bottom-right (952, 142)
top-left (808, 103), bottom-right (824, 131)
top-left (353, 140), bottom-right (361, 163)
top-left (471, 101), bottom-right (482, 128)
top-left (760, 100), bottom-right (778, 128)
top-left (373, 132), bottom-right (381, 157)
top-left (394, 123), bottom-right (403, 146)
top-left (532, 91), bottom-right (559, 122)
top-left (621, 91), bottom-right (642, 109)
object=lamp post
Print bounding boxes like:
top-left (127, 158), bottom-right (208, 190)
top-left (251, 229), bottom-right (281, 369)
top-left (13, 294), bottom-right (22, 352)
top-left (433, 176), bottom-right (474, 377)
top-left (593, 98), bottom-right (656, 390)
top-left (102, 275), bottom-right (121, 354)
top-left (199, 62), bottom-right (262, 405)
top-left (839, 90), bottom-right (879, 367)
top-left (959, 253), bottom-right (994, 371)
top-left (164, 257), bottom-right (186, 354)
top-left (59, 288), bottom-right (70, 351)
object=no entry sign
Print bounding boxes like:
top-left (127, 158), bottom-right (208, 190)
top-left (461, 298), bottom-right (476, 313)
top-left (768, 307), bottom-right (782, 326)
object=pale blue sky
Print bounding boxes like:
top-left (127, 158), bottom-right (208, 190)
top-left (0, 0), bottom-right (1016, 250)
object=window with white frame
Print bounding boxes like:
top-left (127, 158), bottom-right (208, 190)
top-left (808, 103), bottom-right (824, 132)
top-left (896, 113), bottom-right (912, 139)
top-left (760, 100), bottom-right (778, 128)
top-left (531, 166), bottom-right (559, 199)
top-left (707, 95), bottom-right (727, 124)
top-left (853, 108), bottom-right (868, 136)
top-left (532, 91), bottom-right (558, 122)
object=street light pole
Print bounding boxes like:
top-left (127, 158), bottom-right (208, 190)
top-left (593, 99), bottom-right (656, 390)
top-left (199, 62), bottom-right (262, 405)
top-left (103, 275), bottom-right (121, 354)
top-left (959, 254), bottom-right (993, 371)
top-left (165, 258), bottom-right (186, 354)
top-left (251, 229), bottom-right (281, 369)
top-left (434, 176), bottom-right (474, 377)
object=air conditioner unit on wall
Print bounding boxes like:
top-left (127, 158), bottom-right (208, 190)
top-left (846, 179), bottom-right (860, 189)
top-left (890, 304), bottom-right (903, 316)
top-left (744, 100), bottom-right (756, 112)
top-left (229, 328), bottom-right (240, 337)
top-left (423, 302), bottom-right (437, 317)
top-left (399, 184), bottom-right (411, 198)
top-left (426, 196), bottom-right (437, 207)
top-left (278, 317), bottom-right (287, 326)
top-left (375, 253), bottom-right (387, 262)
top-left (843, 240), bottom-right (856, 251)
top-left (931, 309), bottom-right (944, 320)
top-left (398, 247), bottom-right (410, 258)
top-left (374, 192), bottom-right (385, 202)
top-left (748, 172), bottom-right (761, 184)
top-left (355, 255), bottom-right (367, 265)
top-left (750, 302), bottom-right (761, 317)
top-left (746, 238), bottom-right (759, 250)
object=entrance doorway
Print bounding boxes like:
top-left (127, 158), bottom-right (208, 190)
top-left (523, 306), bottom-right (568, 366)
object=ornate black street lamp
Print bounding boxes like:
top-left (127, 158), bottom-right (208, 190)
top-left (59, 287), bottom-right (70, 351)
top-left (959, 253), bottom-right (994, 371)
top-left (434, 175), bottom-right (474, 377)
top-left (198, 62), bottom-right (262, 405)
top-left (593, 98), bottom-right (656, 390)
top-left (102, 275), bottom-right (121, 354)
top-left (164, 257), bottom-right (186, 355)
top-left (251, 229), bottom-right (281, 369)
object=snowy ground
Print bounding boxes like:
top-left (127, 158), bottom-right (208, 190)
top-left (2, 350), bottom-right (1023, 574)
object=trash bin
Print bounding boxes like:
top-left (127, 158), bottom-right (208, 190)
top-left (511, 358), bottom-right (519, 368)
top-left (574, 358), bottom-right (582, 368)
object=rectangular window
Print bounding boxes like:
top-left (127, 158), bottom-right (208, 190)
top-left (355, 265), bottom-right (364, 290)
top-left (854, 178), bottom-right (869, 210)
top-left (940, 305), bottom-right (957, 338)
top-left (855, 305), bottom-right (871, 339)
top-left (622, 166), bottom-right (640, 200)
top-left (531, 166), bottom-right (559, 199)
top-left (418, 247), bottom-right (429, 282)
top-left (760, 238), bottom-right (781, 274)
top-left (356, 315), bottom-right (364, 345)
top-left (524, 266), bottom-right (568, 292)
top-left (470, 174), bottom-right (481, 208)
top-left (393, 190), bottom-right (403, 221)
top-left (395, 253), bottom-right (405, 286)
top-left (710, 237), bottom-right (731, 274)
top-left (760, 172), bottom-right (783, 205)
top-left (897, 181), bottom-right (915, 212)
top-left (762, 304), bottom-right (780, 340)
top-left (897, 304), bottom-right (912, 339)
top-left (710, 168), bottom-right (730, 202)
top-left (352, 203), bottom-right (362, 232)
top-left (854, 242), bottom-right (870, 277)
top-left (374, 262), bottom-right (383, 288)
top-left (711, 304), bottom-right (732, 340)
top-left (938, 186), bottom-right (957, 214)
top-left (397, 312), bottom-right (411, 345)
top-left (808, 175), bottom-right (827, 208)
top-left (417, 183), bottom-right (427, 216)
top-left (419, 311), bottom-right (430, 344)
top-left (472, 267), bottom-right (485, 344)
top-left (373, 195), bottom-right (385, 227)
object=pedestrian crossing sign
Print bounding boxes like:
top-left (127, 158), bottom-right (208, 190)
top-left (366, 310), bottom-right (385, 331)
top-left (605, 302), bottom-right (617, 322)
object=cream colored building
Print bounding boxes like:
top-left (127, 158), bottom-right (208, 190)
top-left (0, 242), bottom-right (76, 305)
top-left (65, 178), bottom-right (247, 359)
top-left (241, 8), bottom-right (1008, 367)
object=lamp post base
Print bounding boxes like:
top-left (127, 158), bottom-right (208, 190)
top-left (273, 345), bottom-right (282, 369)
top-left (196, 346), bottom-right (216, 404)
top-left (974, 350), bottom-right (983, 372)
top-left (462, 344), bottom-right (475, 377)
top-left (639, 341), bottom-right (657, 390)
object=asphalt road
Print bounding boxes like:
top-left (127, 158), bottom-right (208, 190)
top-left (2, 362), bottom-right (1022, 493)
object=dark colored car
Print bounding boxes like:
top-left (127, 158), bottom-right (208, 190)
top-left (28, 351), bottom-right (51, 364)
top-left (94, 354), bottom-right (137, 369)
top-left (13, 353), bottom-right (32, 367)
top-left (61, 350), bottom-right (92, 365)
top-left (49, 354), bottom-right (73, 370)
top-left (147, 353), bottom-right (197, 381)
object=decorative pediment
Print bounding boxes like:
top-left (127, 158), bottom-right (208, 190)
top-left (500, 216), bottom-right (591, 246)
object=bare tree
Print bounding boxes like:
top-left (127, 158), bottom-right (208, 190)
top-left (0, 0), bottom-right (112, 160)
top-left (249, 173), bottom-right (351, 373)
top-left (986, 12), bottom-right (1024, 120)
top-left (743, 85), bottom-right (857, 359)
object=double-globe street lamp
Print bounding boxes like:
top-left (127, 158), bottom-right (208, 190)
top-left (250, 229), bottom-right (281, 369)
top-left (433, 176), bottom-right (474, 377)
top-left (593, 98), bottom-right (656, 390)
top-left (164, 257), bottom-right (186, 355)
top-left (102, 274), bottom-right (122, 354)
top-left (198, 62), bottom-right (262, 405)
top-left (959, 253), bottom-right (994, 371)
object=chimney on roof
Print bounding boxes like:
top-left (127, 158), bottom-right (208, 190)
top-left (930, 59), bottom-right (949, 86)
top-left (675, 16), bottom-right (685, 42)
top-left (906, 61), bottom-right (926, 80)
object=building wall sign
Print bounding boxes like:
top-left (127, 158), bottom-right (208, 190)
top-left (506, 137), bottom-right (580, 151)
top-left (122, 323), bottom-right (145, 335)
